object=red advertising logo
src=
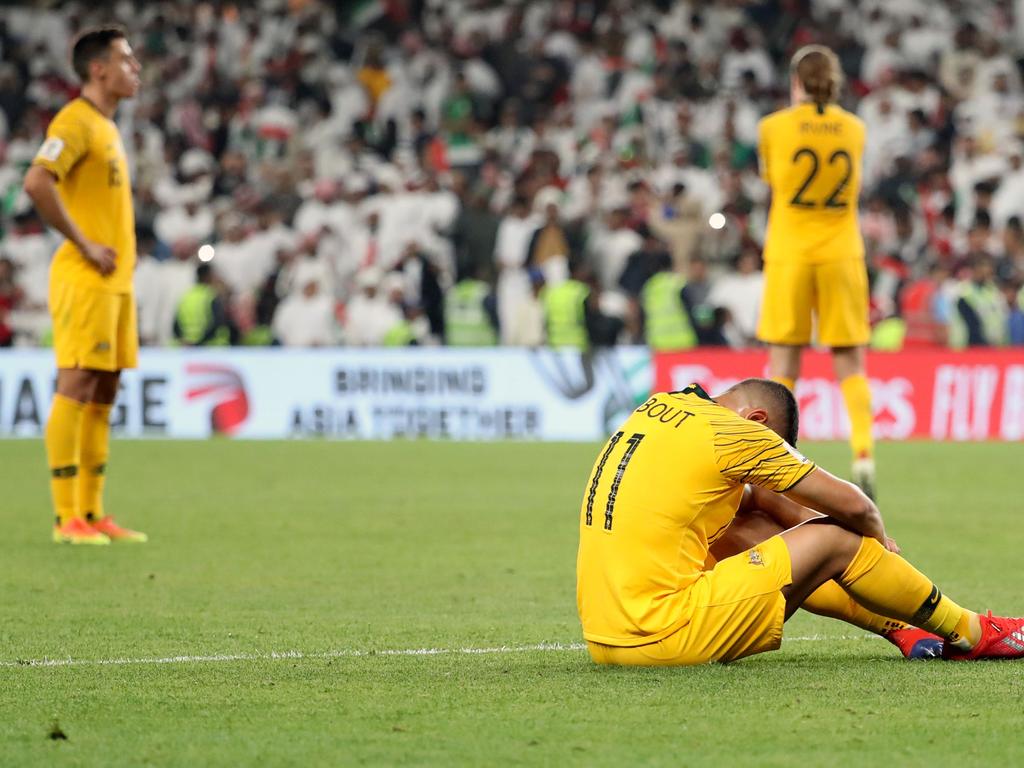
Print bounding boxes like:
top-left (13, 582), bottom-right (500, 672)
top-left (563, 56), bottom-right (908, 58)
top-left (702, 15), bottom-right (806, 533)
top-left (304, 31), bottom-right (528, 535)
top-left (654, 349), bottom-right (1024, 441)
top-left (184, 363), bottom-right (250, 435)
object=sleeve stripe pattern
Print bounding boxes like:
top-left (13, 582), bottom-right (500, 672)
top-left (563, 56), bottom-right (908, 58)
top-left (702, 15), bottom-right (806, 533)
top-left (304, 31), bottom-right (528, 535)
top-left (709, 415), bottom-right (815, 492)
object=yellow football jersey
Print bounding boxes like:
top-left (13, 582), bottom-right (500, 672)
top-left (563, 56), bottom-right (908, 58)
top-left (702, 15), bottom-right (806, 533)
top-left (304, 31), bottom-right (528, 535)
top-left (758, 102), bottom-right (865, 264)
top-left (32, 97), bottom-right (135, 293)
top-left (576, 385), bottom-right (816, 647)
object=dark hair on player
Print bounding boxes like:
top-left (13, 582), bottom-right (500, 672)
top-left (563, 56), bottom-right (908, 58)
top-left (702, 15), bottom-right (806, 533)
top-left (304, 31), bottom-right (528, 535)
top-left (733, 378), bottom-right (800, 447)
top-left (791, 44), bottom-right (842, 108)
top-left (72, 26), bottom-right (126, 83)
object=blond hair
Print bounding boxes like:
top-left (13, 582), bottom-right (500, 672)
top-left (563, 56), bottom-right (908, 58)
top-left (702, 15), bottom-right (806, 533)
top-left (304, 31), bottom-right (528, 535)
top-left (791, 45), bottom-right (843, 107)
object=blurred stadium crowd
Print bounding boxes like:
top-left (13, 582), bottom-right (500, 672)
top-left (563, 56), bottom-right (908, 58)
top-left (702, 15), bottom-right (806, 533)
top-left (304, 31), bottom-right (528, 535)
top-left (1, 0), bottom-right (1024, 350)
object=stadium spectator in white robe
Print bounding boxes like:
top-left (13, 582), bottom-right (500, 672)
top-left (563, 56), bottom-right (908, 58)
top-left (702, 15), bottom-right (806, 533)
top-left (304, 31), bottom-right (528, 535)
top-left (272, 278), bottom-right (336, 347)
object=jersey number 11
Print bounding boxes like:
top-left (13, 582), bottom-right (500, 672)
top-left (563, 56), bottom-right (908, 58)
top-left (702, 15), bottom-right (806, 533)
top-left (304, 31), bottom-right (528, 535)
top-left (585, 432), bottom-right (645, 531)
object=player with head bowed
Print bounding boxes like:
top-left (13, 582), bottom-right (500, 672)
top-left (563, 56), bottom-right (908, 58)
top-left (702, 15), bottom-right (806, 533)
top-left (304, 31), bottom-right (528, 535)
top-left (577, 378), bottom-right (1024, 666)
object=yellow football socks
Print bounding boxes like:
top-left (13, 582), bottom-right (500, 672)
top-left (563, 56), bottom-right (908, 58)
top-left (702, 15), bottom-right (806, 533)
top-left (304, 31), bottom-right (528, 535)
top-left (773, 375), bottom-right (795, 392)
top-left (838, 537), bottom-right (981, 650)
top-left (79, 402), bottom-right (112, 523)
top-left (45, 394), bottom-right (85, 525)
top-left (802, 579), bottom-right (907, 635)
top-left (840, 374), bottom-right (874, 459)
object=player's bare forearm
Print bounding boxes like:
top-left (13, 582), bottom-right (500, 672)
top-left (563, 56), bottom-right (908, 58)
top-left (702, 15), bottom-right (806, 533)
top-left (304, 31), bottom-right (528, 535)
top-left (23, 166), bottom-right (88, 250)
top-left (711, 487), bottom-right (823, 562)
top-left (784, 468), bottom-right (887, 543)
top-left (24, 166), bottom-right (116, 275)
top-left (742, 484), bottom-right (823, 529)
top-left (710, 504), bottom-right (793, 562)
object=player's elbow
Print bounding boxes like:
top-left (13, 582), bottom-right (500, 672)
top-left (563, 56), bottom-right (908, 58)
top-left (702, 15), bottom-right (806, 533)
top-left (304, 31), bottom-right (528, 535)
top-left (840, 485), bottom-right (879, 529)
top-left (23, 167), bottom-right (53, 201)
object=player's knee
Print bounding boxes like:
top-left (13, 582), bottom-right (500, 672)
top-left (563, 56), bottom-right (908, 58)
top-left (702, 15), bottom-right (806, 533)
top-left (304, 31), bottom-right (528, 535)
top-left (93, 371), bottom-right (120, 404)
top-left (834, 527), bottom-right (863, 561)
top-left (824, 527), bottom-right (864, 574)
top-left (802, 517), bottom-right (861, 569)
top-left (56, 369), bottom-right (99, 402)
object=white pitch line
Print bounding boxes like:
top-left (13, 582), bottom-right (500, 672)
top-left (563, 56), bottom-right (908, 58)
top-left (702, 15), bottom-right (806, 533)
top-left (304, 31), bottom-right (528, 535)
top-left (0, 635), bottom-right (874, 670)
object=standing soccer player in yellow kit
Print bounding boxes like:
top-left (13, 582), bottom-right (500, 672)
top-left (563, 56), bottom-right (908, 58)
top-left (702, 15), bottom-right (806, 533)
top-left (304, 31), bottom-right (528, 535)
top-left (756, 45), bottom-right (876, 497)
top-left (23, 27), bottom-right (147, 544)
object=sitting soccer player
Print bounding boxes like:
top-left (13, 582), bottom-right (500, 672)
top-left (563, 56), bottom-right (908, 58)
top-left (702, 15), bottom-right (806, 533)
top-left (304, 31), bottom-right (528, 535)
top-left (577, 379), bottom-right (1024, 665)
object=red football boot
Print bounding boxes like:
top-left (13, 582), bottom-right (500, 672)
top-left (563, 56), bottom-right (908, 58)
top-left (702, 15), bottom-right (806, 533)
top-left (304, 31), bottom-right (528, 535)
top-left (884, 627), bottom-right (943, 659)
top-left (943, 612), bottom-right (1024, 661)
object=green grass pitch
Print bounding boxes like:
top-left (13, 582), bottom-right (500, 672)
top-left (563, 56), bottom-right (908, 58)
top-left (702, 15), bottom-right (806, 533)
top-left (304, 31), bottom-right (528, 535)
top-left (2, 438), bottom-right (1024, 766)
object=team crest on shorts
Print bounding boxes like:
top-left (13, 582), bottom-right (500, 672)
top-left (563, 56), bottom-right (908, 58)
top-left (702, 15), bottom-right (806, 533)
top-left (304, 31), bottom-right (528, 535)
top-left (748, 548), bottom-right (765, 567)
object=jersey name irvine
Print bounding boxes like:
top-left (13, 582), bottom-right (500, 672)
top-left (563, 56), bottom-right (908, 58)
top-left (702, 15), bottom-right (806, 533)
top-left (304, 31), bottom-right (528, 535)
top-left (799, 120), bottom-right (842, 134)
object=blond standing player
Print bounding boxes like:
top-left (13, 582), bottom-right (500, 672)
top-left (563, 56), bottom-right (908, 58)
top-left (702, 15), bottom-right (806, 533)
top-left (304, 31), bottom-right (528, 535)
top-left (24, 27), bottom-right (147, 544)
top-left (756, 45), bottom-right (876, 497)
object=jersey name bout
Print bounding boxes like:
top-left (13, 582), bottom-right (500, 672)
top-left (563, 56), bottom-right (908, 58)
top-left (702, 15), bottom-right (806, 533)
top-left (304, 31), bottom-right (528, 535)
top-left (635, 397), bottom-right (695, 429)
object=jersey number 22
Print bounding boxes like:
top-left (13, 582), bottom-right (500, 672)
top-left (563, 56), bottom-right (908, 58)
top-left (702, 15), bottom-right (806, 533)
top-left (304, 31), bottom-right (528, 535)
top-left (789, 147), bottom-right (851, 209)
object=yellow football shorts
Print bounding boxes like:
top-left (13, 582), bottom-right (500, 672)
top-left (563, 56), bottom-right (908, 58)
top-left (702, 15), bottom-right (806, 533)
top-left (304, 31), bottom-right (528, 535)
top-left (757, 259), bottom-right (870, 347)
top-left (587, 535), bottom-right (793, 666)
top-left (50, 279), bottom-right (138, 371)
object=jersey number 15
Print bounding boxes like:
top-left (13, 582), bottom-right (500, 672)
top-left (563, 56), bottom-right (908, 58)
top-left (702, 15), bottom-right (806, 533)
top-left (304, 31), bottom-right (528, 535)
top-left (585, 431), bottom-right (645, 531)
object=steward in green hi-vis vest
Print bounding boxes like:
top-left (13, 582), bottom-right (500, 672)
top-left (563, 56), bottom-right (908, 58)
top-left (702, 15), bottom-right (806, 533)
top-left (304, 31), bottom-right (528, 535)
top-left (542, 278), bottom-right (590, 350)
top-left (174, 265), bottom-right (229, 346)
top-left (445, 279), bottom-right (497, 346)
top-left (242, 325), bottom-right (274, 346)
top-left (949, 280), bottom-right (1007, 349)
top-left (642, 271), bottom-right (697, 352)
top-left (383, 318), bottom-right (416, 347)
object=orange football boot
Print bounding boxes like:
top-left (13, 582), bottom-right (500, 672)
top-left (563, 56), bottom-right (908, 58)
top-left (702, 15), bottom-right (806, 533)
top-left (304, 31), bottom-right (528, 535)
top-left (53, 517), bottom-right (110, 545)
top-left (89, 516), bottom-right (148, 543)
